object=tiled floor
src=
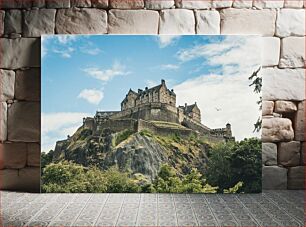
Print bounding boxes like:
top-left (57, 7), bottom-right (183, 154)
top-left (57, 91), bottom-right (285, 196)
top-left (1, 190), bottom-right (304, 226)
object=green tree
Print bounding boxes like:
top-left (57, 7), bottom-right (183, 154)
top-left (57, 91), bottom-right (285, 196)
top-left (182, 168), bottom-right (218, 193)
top-left (154, 164), bottom-right (184, 193)
top-left (229, 138), bottom-right (262, 192)
top-left (103, 166), bottom-right (140, 193)
top-left (41, 150), bottom-right (54, 170)
top-left (206, 138), bottom-right (261, 193)
top-left (42, 161), bottom-right (89, 193)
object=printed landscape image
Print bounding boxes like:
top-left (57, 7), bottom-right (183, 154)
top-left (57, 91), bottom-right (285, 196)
top-left (41, 35), bottom-right (262, 193)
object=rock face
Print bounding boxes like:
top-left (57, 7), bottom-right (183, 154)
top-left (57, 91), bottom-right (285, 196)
top-left (262, 37), bottom-right (280, 67)
top-left (262, 143), bottom-right (277, 166)
top-left (220, 9), bottom-right (276, 35)
top-left (276, 9), bottom-right (305, 37)
top-left (0, 69), bottom-right (15, 102)
top-left (262, 118), bottom-right (294, 142)
top-left (4, 10), bottom-right (22, 35)
top-left (56, 8), bottom-right (107, 34)
top-left (159, 9), bottom-right (195, 34)
top-left (0, 38), bottom-right (40, 69)
top-left (262, 68), bottom-right (305, 101)
top-left (0, 102), bottom-right (7, 142)
top-left (145, 0), bottom-right (175, 9)
top-left (279, 37), bottom-right (305, 68)
top-left (108, 10), bottom-right (159, 34)
top-left (288, 166), bottom-right (304, 189)
top-left (274, 101), bottom-right (297, 113)
top-left (8, 102), bottom-right (40, 142)
top-left (23, 9), bottom-right (56, 37)
top-left (262, 166), bottom-right (287, 189)
top-left (52, 127), bottom-right (209, 181)
top-left (195, 10), bottom-right (220, 34)
top-left (262, 101), bottom-right (274, 116)
top-left (109, 0), bottom-right (144, 9)
top-left (294, 101), bottom-right (305, 141)
top-left (105, 134), bottom-right (168, 180)
top-left (15, 69), bottom-right (41, 102)
top-left (278, 141), bottom-right (301, 167)
top-left (0, 143), bottom-right (27, 169)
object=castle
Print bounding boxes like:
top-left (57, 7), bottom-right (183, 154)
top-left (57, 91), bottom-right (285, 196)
top-left (83, 80), bottom-right (234, 141)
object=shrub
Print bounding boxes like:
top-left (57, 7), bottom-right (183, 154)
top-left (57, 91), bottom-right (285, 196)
top-left (206, 138), bottom-right (261, 193)
top-left (42, 161), bottom-right (90, 193)
top-left (103, 166), bottom-right (140, 192)
top-left (114, 129), bottom-right (134, 146)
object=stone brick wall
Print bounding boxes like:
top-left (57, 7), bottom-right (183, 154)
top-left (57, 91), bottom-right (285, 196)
top-left (0, 0), bottom-right (304, 192)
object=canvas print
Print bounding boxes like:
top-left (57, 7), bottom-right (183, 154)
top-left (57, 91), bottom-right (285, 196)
top-left (41, 35), bottom-right (262, 193)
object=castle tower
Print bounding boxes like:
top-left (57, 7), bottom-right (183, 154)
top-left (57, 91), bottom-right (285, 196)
top-left (225, 123), bottom-right (232, 137)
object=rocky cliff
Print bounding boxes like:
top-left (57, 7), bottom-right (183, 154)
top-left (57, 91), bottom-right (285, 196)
top-left (52, 125), bottom-right (210, 181)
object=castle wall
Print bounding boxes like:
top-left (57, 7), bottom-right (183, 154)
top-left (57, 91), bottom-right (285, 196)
top-left (95, 119), bottom-right (138, 134)
top-left (122, 96), bottom-right (136, 110)
top-left (111, 103), bottom-right (180, 124)
top-left (137, 119), bottom-right (193, 138)
top-left (152, 91), bottom-right (159, 102)
top-left (159, 86), bottom-right (176, 107)
top-left (182, 118), bottom-right (211, 135)
top-left (83, 117), bottom-right (94, 131)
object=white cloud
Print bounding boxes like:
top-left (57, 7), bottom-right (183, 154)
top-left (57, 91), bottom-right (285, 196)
top-left (42, 112), bottom-right (91, 152)
top-left (53, 47), bottom-right (75, 58)
top-left (41, 35), bottom-right (52, 59)
top-left (83, 61), bottom-right (131, 82)
top-left (177, 36), bottom-right (261, 76)
top-left (173, 36), bottom-right (262, 141)
top-left (81, 47), bottom-right (101, 55)
top-left (78, 89), bottom-right (104, 105)
top-left (174, 74), bottom-right (261, 141)
top-left (161, 64), bottom-right (180, 70)
top-left (56, 35), bottom-right (78, 44)
top-left (157, 35), bottom-right (181, 48)
top-left (146, 80), bottom-right (159, 87)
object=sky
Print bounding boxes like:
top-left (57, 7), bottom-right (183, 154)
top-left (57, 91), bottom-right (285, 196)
top-left (42, 35), bottom-right (261, 153)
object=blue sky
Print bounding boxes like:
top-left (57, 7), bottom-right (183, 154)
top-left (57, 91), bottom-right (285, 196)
top-left (42, 35), bottom-right (261, 152)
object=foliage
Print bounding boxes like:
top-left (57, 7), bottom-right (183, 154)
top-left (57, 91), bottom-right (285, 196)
top-left (223, 181), bottom-right (243, 193)
top-left (249, 67), bottom-right (262, 132)
top-left (103, 166), bottom-right (140, 192)
top-left (42, 136), bottom-right (261, 193)
top-left (42, 161), bottom-right (139, 193)
top-left (114, 129), bottom-right (134, 146)
top-left (206, 138), bottom-right (261, 193)
top-left (182, 168), bottom-right (218, 193)
top-left (41, 150), bottom-right (54, 169)
top-left (139, 129), bottom-right (153, 137)
top-left (153, 164), bottom-right (218, 193)
top-left (151, 121), bottom-right (186, 129)
top-left (42, 161), bottom-right (92, 193)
